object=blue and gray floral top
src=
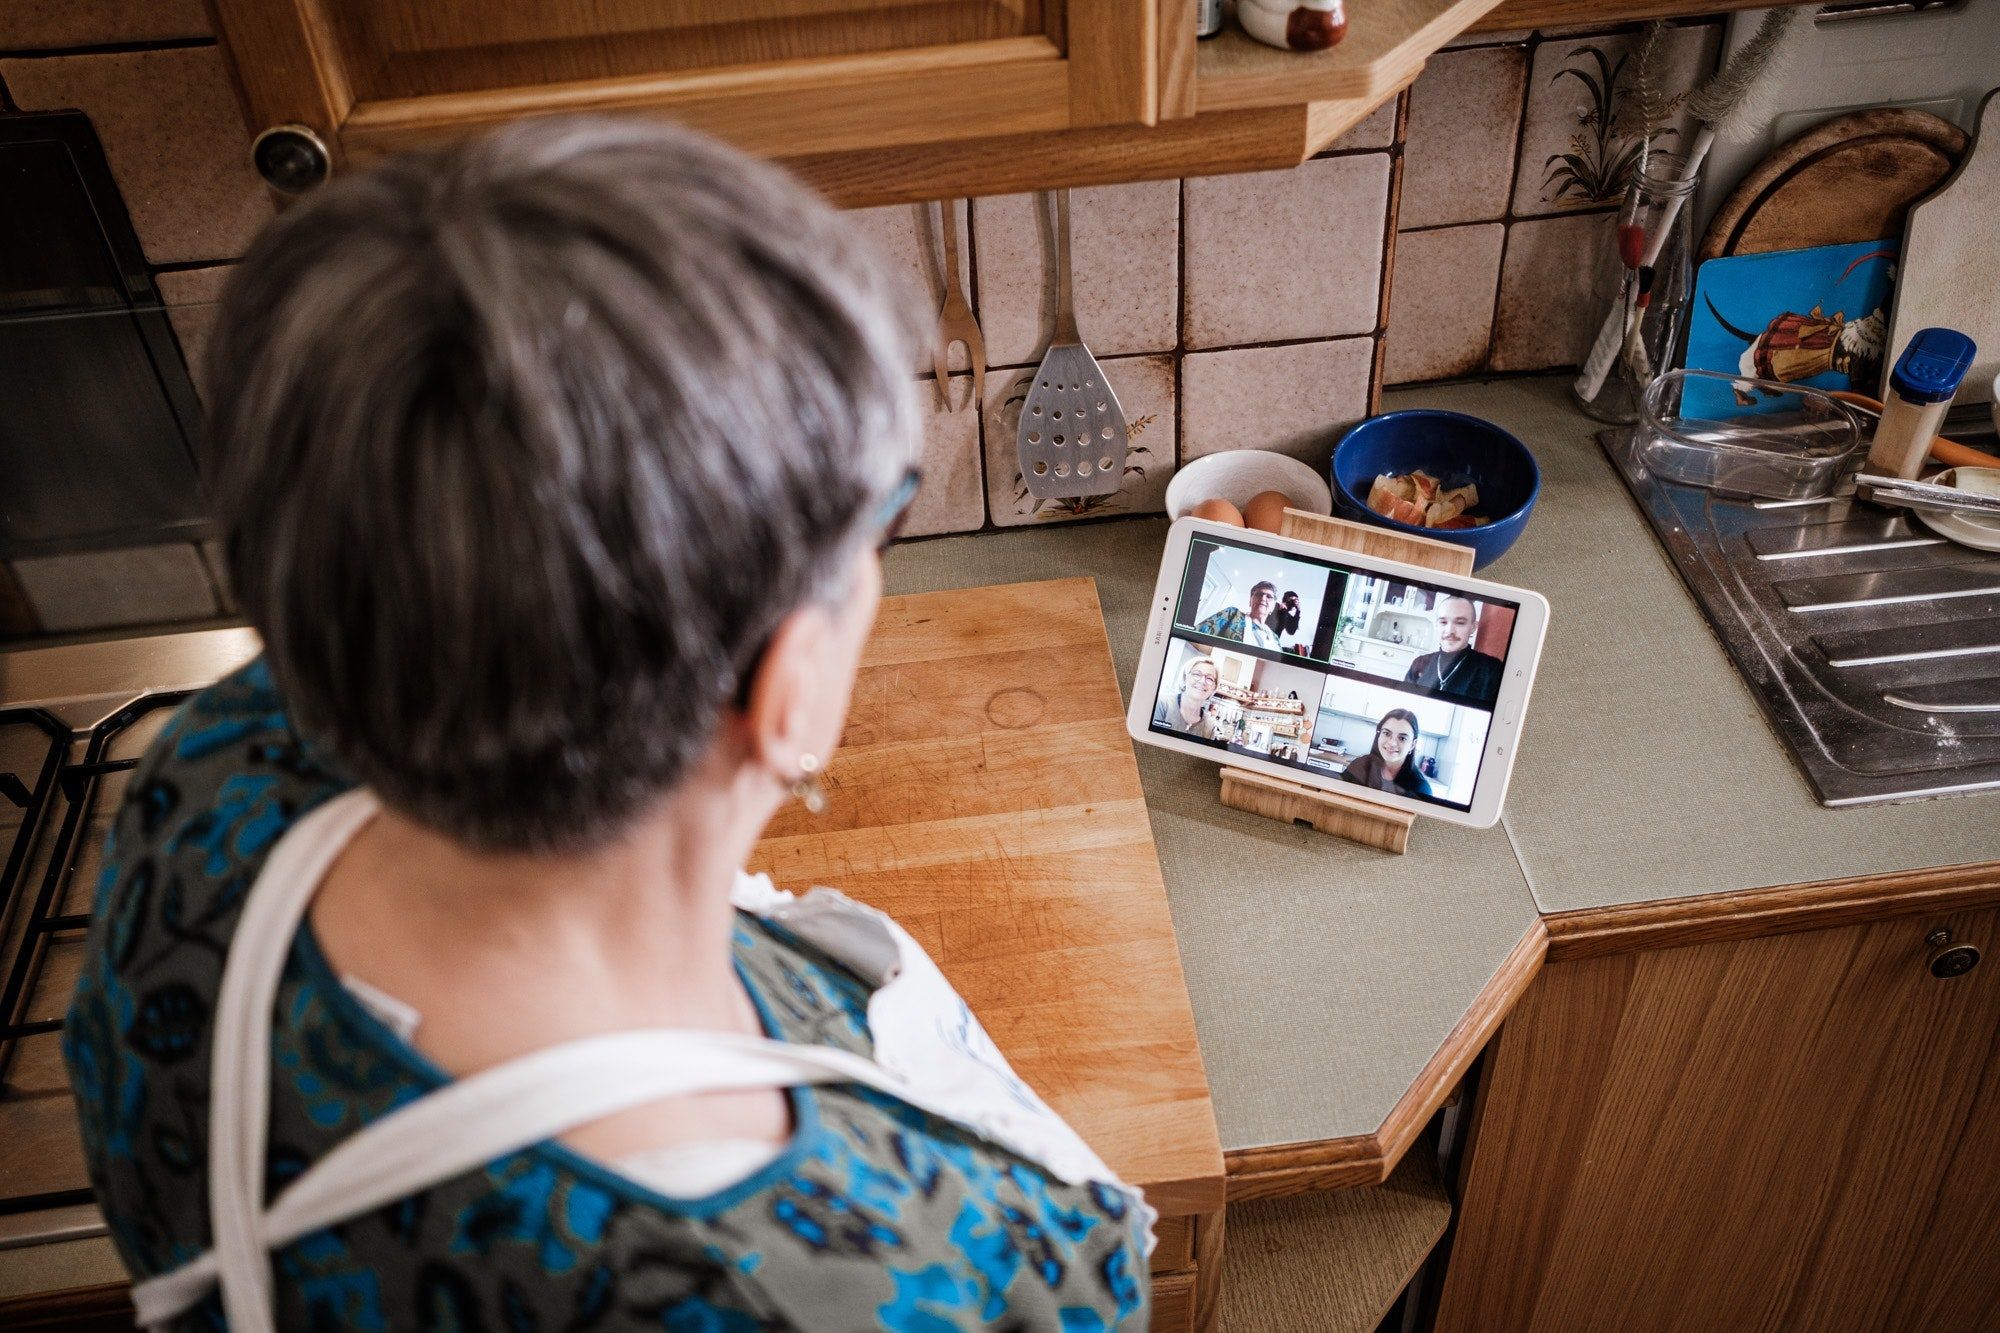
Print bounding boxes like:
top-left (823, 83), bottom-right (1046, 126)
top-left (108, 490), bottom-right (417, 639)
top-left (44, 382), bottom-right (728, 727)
top-left (64, 660), bottom-right (1150, 1330)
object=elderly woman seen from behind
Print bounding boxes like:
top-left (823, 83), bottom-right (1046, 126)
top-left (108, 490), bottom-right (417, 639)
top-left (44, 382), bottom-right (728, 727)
top-left (65, 120), bottom-right (1152, 1332)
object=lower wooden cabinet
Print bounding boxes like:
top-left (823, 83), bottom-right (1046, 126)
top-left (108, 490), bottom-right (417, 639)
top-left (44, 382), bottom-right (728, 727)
top-left (1151, 1209), bottom-right (1222, 1333)
top-left (1437, 904), bottom-right (2000, 1331)
top-left (1151, 1271), bottom-right (1196, 1333)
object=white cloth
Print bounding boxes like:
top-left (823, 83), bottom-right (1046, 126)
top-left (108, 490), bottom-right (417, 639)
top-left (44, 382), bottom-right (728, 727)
top-left (132, 789), bottom-right (1152, 1331)
top-left (614, 1139), bottom-right (784, 1196)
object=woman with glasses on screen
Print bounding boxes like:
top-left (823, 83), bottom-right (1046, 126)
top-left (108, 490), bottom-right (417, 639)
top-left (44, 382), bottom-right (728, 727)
top-left (64, 118), bottom-right (1151, 1332)
top-left (1338, 708), bottom-right (1433, 799)
top-left (1154, 654), bottom-right (1222, 738)
top-left (1194, 581), bottom-right (1281, 650)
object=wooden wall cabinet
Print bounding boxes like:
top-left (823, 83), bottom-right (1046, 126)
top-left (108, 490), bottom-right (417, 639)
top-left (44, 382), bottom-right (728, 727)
top-left (1436, 905), bottom-right (2000, 1331)
top-left (204, 0), bottom-right (1812, 205)
top-left (207, 0), bottom-right (1163, 181)
top-left (203, 0), bottom-right (1522, 205)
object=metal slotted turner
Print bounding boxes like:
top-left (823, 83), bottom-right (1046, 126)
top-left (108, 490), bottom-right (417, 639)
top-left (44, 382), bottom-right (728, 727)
top-left (1017, 190), bottom-right (1127, 500)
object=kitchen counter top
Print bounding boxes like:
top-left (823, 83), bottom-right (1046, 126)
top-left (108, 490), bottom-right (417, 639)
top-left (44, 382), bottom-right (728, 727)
top-left (882, 375), bottom-right (2000, 1167)
top-left (4, 376), bottom-right (1990, 1221)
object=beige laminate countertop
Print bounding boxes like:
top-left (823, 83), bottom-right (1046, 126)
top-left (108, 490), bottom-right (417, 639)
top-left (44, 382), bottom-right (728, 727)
top-left (882, 375), bottom-right (2000, 1156)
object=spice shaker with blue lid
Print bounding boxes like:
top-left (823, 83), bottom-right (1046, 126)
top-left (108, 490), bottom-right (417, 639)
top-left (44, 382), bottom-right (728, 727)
top-left (1864, 327), bottom-right (1976, 482)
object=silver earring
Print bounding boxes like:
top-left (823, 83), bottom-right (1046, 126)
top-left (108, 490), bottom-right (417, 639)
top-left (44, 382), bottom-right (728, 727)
top-left (790, 754), bottom-right (827, 814)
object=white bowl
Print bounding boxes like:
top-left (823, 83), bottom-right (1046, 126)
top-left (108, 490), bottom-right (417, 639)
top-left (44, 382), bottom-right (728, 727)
top-left (1164, 450), bottom-right (1333, 522)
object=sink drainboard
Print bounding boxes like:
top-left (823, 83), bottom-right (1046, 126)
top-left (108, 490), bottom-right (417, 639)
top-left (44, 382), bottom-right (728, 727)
top-left (1603, 429), bottom-right (2000, 806)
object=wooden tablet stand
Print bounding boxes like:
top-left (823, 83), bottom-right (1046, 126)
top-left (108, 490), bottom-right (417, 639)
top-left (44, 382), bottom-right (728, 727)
top-left (1216, 508), bottom-right (1475, 855)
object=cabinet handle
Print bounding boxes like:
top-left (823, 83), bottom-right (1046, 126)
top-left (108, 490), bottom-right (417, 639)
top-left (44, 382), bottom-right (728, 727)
top-left (1926, 929), bottom-right (1982, 980)
top-left (251, 125), bottom-right (332, 195)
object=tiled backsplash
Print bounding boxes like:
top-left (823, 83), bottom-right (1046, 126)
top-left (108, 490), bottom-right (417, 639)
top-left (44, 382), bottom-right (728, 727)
top-left (0, 11), bottom-right (1727, 634)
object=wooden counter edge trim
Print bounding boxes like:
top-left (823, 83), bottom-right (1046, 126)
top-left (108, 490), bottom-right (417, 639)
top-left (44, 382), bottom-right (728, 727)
top-left (1221, 919), bottom-right (1546, 1202)
top-left (1541, 858), bottom-right (2000, 963)
top-left (0, 1281), bottom-right (135, 1327)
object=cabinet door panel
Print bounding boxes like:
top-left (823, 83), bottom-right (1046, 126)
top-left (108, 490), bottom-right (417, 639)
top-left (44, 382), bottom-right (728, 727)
top-left (209, 0), bottom-right (1157, 174)
top-left (332, 1), bottom-right (1043, 99)
top-left (1438, 907), bottom-right (2000, 1333)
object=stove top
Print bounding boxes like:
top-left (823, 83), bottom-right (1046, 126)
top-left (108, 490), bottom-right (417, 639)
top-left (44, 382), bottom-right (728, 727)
top-left (0, 628), bottom-right (256, 1250)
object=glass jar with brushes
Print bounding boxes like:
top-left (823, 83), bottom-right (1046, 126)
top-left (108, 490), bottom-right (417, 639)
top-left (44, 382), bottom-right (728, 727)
top-left (1572, 163), bottom-right (1698, 425)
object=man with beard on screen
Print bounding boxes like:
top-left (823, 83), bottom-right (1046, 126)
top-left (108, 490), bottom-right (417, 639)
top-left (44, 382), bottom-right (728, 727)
top-left (1404, 596), bottom-right (1502, 703)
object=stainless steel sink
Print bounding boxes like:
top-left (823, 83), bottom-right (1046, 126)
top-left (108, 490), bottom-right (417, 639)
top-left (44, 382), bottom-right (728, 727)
top-left (1604, 429), bottom-right (2000, 806)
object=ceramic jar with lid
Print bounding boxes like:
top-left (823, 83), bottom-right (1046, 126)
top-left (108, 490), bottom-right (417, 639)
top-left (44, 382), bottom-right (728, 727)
top-left (1236, 0), bottom-right (1347, 51)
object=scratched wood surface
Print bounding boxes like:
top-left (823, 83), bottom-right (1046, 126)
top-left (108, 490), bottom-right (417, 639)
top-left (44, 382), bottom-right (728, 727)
top-left (749, 576), bottom-right (1225, 1217)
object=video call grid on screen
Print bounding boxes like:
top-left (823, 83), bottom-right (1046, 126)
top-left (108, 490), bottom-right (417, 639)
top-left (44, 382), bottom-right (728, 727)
top-left (1151, 535), bottom-right (1523, 812)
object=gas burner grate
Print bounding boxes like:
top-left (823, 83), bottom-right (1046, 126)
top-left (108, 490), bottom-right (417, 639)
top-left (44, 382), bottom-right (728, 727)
top-left (0, 694), bottom-right (187, 1059)
top-left (0, 692), bottom-right (187, 1221)
top-left (0, 708), bottom-right (67, 935)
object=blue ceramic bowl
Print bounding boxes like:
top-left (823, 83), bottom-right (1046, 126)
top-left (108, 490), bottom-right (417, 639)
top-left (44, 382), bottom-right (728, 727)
top-left (1330, 410), bottom-right (1540, 570)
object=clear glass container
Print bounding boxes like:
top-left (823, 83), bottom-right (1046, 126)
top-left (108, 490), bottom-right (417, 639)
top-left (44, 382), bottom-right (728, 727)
top-left (1637, 370), bottom-right (1867, 500)
top-left (1572, 163), bottom-right (1698, 425)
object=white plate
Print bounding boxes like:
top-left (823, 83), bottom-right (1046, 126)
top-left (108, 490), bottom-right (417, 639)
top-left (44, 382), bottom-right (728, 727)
top-left (1910, 466), bottom-right (2000, 552)
top-left (1163, 450), bottom-right (1333, 521)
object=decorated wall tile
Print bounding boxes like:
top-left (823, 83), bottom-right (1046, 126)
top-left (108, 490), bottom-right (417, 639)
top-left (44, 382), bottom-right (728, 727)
top-left (1400, 45), bottom-right (1527, 229)
top-left (1180, 338), bottom-right (1372, 466)
top-left (981, 354), bottom-right (1175, 527)
top-left (904, 374), bottom-right (986, 538)
top-left (1384, 224), bottom-right (1505, 385)
top-left (844, 199), bottom-right (972, 375)
top-left (972, 180), bottom-right (1179, 368)
top-left (1510, 23), bottom-right (1722, 219)
top-left (1, 46), bottom-right (270, 265)
top-left (1489, 210), bottom-right (1619, 371)
top-left (1183, 154), bottom-right (1390, 349)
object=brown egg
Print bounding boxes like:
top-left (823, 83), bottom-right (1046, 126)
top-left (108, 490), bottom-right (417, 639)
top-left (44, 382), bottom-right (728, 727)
top-left (1188, 497), bottom-right (1245, 527)
top-left (1243, 490), bottom-right (1295, 533)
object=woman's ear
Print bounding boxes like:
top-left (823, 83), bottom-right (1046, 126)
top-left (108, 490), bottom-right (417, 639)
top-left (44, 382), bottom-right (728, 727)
top-left (741, 606), bottom-right (838, 781)
top-left (739, 549), bottom-right (883, 784)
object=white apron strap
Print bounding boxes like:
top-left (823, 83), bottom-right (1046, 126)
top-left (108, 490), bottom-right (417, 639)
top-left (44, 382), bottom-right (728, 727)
top-left (203, 790), bottom-right (378, 1333)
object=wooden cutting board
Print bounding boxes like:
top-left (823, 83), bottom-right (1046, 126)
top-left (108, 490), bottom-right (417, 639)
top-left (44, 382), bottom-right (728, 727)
top-left (1888, 87), bottom-right (2000, 408)
top-left (1699, 108), bottom-right (1967, 262)
top-left (748, 577), bottom-right (1225, 1218)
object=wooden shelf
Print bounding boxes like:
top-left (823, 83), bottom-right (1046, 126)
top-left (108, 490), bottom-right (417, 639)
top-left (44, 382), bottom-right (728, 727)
top-left (788, 86), bottom-right (1406, 207)
top-left (1197, 0), bottom-right (1505, 113)
top-left (1223, 1143), bottom-right (1451, 1333)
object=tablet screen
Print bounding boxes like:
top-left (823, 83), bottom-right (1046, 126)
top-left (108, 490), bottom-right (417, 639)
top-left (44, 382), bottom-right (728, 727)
top-left (1147, 533), bottom-right (1524, 812)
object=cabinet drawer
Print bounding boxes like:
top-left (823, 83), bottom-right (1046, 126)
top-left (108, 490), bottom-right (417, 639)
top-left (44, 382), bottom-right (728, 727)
top-left (1150, 1271), bottom-right (1195, 1333)
top-left (1150, 1214), bottom-right (1194, 1273)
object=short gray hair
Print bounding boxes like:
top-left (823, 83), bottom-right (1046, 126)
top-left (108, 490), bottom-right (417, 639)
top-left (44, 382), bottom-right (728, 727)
top-left (204, 118), bottom-right (919, 852)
